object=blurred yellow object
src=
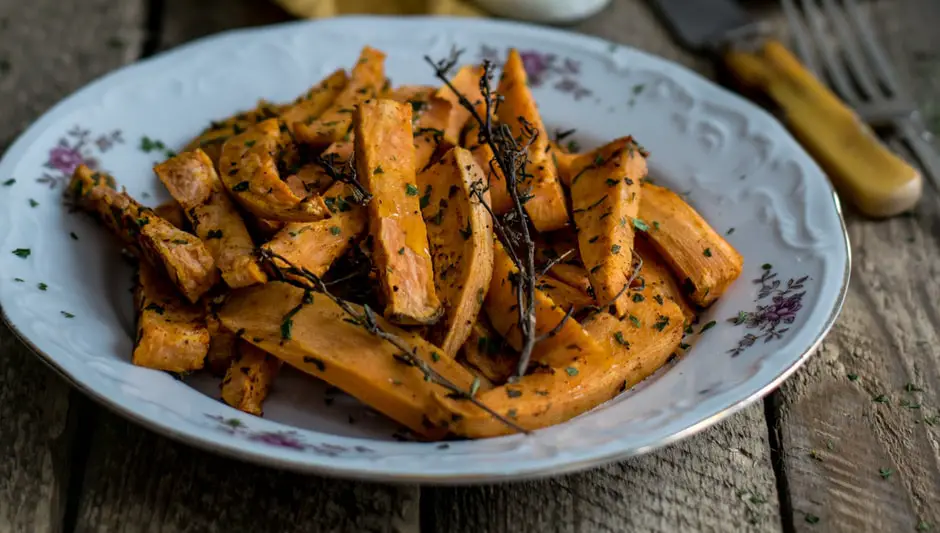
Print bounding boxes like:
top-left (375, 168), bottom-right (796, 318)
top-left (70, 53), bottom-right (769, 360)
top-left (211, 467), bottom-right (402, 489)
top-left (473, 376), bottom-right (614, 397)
top-left (725, 40), bottom-right (922, 218)
top-left (273, 0), bottom-right (485, 18)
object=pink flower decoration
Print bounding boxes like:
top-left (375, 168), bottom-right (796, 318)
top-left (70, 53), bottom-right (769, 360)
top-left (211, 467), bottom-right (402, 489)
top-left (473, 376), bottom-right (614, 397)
top-left (47, 145), bottom-right (86, 175)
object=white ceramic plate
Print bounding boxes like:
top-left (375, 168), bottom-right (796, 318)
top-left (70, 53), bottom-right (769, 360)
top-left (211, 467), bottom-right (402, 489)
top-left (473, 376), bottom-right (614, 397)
top-left (0, 16), bottom-right (849, 483)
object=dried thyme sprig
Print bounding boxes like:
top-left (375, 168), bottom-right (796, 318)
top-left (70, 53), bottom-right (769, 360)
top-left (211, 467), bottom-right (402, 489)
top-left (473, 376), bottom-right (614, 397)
top-left (259, 249), bottom-right (527, 434)
top-left (317, 152), bottom-right (372, 205)
top-left (426, 49), bottom-right (541, 379)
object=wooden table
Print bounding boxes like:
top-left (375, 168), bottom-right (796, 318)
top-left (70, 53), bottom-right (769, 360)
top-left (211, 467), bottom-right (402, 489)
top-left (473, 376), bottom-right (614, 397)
top-left (1, 0), bottom-right (937, 531)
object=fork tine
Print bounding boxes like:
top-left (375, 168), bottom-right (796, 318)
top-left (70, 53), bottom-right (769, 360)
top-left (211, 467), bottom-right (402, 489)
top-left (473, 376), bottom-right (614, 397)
top-left (820, 0), bottom-right (880, 100)
top-left (796, 0), bottom-right (861, 104)
top-left (781, 0), bottom-right (821, 76)
top-left (843, 0), bottom-right (901, 96)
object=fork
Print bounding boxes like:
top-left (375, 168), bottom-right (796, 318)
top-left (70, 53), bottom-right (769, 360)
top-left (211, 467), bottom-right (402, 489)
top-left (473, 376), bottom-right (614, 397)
top-left (783, 0), bottom-right (940, 193)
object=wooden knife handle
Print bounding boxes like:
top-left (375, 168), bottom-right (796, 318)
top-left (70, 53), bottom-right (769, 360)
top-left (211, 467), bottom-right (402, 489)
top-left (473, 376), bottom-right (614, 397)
top-left (724, 40), bottom-right (922, 218)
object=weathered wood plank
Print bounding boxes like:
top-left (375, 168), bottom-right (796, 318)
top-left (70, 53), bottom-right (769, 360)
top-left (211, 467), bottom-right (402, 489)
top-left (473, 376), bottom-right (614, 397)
top-left (423, 3), bottom-right (781, 532)
top-left (74, 409), bottom-right (418, 533)
top-left (0, 1), bottom-right (146, 531)
top-left (70, 2), bottom-right (419, 532)
top-left (424, 404), bottom-right (781, 533)
top-left (771, 0), bottom-right (940, 531)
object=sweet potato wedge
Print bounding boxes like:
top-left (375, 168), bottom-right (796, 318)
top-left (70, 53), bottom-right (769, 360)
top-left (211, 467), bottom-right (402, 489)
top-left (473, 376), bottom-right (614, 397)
top-left (133, 261), bottom-right (210, 373)
top-left (294, 46), bottom-right (386, 148)
top-left (434, 296), bottom-right (681, 437)
top-left (638, 183), bottom-right (743, 306)
top-left (220, 340), bottom-right (282, 416)
top-left (153, 201), bottom-right (187, 231)
top-left (205, 312), bottom-right (238, 376)
top-left (485, 241), bottom-right (607, 368)
top-left (355, 99), bottom-right (442, 325)
top-left (390, 86), bottom-right (454, 170)
top-left (538, 277), bottom-right (595, 313)
top-left (184, 100), bottom-right (284, 166)
top-left (280, 69), bottom-right (348, 135)
top-left (70, 165), bottom-right (218, 302)
top-left (633, 237), bottom-right (695, 322)
top-left (496, 49), bottom-right (569, 232)
top-left (545, 263), bottom-right (592, 297)
top-left (261, 181), bottom-right (367, 280)
top-left (436, 65), bottom-right (485, 146)
top-left (217, 282), bottom-right (475, 438)
top-left (218, 119), bottom-right (331, 222)
top-left (461, 319), bottom-right (516, 385)
top-left (570, 137), bottom-right (646, 317)
top-left (155, 149), bottom-right (266, 288)
top-left (550, 141), bottom-right (579, 186)
top-left (417, 147), bottom-right (494, 356)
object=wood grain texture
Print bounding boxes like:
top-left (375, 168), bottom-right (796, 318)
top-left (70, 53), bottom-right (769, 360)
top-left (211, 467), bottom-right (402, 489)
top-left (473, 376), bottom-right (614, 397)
top-left (74, 410), bottom-right (418, 533)
top-left (770, 0), bottom-right (940, 531)
top-left (424, 403), bottom-right (781, 533)
top-left (0, 1), bottom-right (145, 531)
top-left (68, 3), bottom-right (419, 533)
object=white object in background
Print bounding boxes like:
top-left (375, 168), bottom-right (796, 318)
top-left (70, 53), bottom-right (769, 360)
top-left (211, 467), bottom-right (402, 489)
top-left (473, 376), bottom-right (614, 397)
top-left (475, 0), bottom-right (612, 23)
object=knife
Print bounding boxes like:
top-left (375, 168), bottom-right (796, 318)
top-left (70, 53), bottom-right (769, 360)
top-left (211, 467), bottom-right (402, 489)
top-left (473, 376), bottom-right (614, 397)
top-left (649, 0), bottom-right (922, 218)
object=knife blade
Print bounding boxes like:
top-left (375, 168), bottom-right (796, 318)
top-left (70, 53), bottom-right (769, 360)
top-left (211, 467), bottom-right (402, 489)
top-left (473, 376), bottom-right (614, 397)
top-left (648, 0), bottom-right (922, 217)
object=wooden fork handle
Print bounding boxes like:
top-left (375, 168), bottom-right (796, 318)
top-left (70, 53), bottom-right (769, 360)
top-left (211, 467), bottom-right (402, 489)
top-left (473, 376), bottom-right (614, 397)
top-left (724, 39), bottom-right (923, 218)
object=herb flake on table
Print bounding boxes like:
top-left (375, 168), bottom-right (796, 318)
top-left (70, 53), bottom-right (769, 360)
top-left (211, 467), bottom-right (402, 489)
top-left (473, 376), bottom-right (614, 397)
top-left (878, 467), bottom-right (894, 480)
top-left (872, 394), bottom-right (889, 404)
top-left (847, 373), bottom-right (859, 381)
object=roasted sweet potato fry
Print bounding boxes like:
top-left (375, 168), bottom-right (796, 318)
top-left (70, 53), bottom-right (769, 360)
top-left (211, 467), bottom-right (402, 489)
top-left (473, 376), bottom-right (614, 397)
top-left (294, 46), bottom-right (386, 147)
top-left (280, 69), bottom-right (348, 134)
top-left (538, 278), bottom-right (595, 313)
top-left (221, 340), bottom-right (282, 416)
top-left (434, 296), bottom-right (681, 438)
top-left (461, 319), bottom-right (516, 385)
top-left (485, 241), bottom-right (607, 368)
top-left (70, 165), bottom-right (217, 302)
top-left (205, 312), bottom-right (238, 376)
top-left (497, 49), bottom-right (569, 232)
top-left (218, 119), bottom-right (331, 222)
top-left (153, 201), bottom-right (187, 231)
top-left (570, 137), bottom-right (646, 317)
top-left (545, 263), bottom-right (592, 296)
top-left (390, 87), bottom-right (454, 170)
top-left (133, 261), bottom-right (210, 373)
top-left (638, 183), bottom-right (743, 306)
top-left (633, 237), bottom-right (695, 322)
top-left (261, 181), bottom-right (367, 280)
top-left (184, 100), bottom-right (284, 166)
top-left (355, 99), bottom-right (442, 325)
top-left (155, 149), bottom-right (266, 288)
top-left (417, 147), bottom-right (494, 356)
top-left (436, 65), bottom-right (485, 146)
top-left (218, 282), bottom-right (475, 438)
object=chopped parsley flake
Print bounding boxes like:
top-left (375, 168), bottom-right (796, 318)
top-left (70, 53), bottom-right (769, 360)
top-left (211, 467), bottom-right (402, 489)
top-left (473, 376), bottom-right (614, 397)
top-left (565, 367), bottom-right (579, 376)
top-left (12, 248), bottom-right (30, 258)
top-left (61, 311), bottom-right (75, 318)
top-left (37, 282), bottom-right (47, 291)
top-left (405, 183), bottom-right (419, 196)
top-left (613, 331), bottom-right (629, 346)
top-left (699, 321), bottom-right (717, 333)
top-left (632, 217), bottom-right (650, 231)
top-left (28, 199), bottom-right (38, 207)
top-left (329, 226), bottom-right (341, 236)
